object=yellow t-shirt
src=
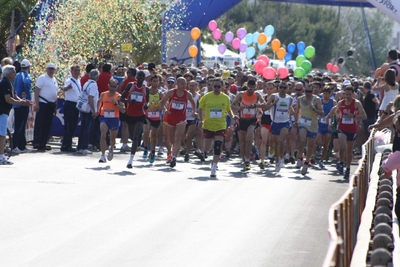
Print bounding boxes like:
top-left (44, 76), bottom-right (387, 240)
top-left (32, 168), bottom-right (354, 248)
top-left (199, 92), bottom-right (231, 131)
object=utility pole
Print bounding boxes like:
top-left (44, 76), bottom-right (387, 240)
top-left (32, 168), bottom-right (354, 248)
top-left (9, 10), bottom-right (15, 57)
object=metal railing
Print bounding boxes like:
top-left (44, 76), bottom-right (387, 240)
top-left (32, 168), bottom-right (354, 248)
top-left (322, 130), bottom-right (376, 267)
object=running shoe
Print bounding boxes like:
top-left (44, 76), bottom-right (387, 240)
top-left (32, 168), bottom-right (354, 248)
top-left (0, 158), bottom-right (13, 165)
top-left (244, 162), bottom-right (251, 171)
top-left (210, 163), bottom-right (217, 178)
top-left (310, 156), bottom-right (316, 165)
top-left (275, 162), bottom-right (281, 172)
top-left (142, 150), bottom-right (148, 159)
top-left (301, 164), bottom-right (308, 175)
top-left (296, 158), bottom-right (302, 169)
top-left (344, 169), bottom-right (350, 180)
top-left (157, 147), bottom-right (164, 156)
top-left (289, 156), bottom-right (295, 164)
top-left (83, 149), bottom-right (92, 155)
top-left (22, 148), bottom-right (33, 153)
top-left (127, 158), bottom-right (133, 169)
top-left (170, 156), bottom-right (177, 168)
top-left (149, 152), bottom-right (155, 163)
top-left (338, 163), bottom-right (344, 174)
top-left (259, 161), bottom-right (265, 170)
top-left (12, 147), bottom-right (22, 154)
top-left (318, 160), bottom-right (325, 169)
top-left (279, 159), bottom-right (285, 168)
top-left (120, 144), bottom-right (131, 152)
top-left (184, 154), bottom-right (189, 162)
top-left (99, 155), bottom-right (107, 163)
top-left (107, 150), bottom-right (114, 161)
top-left (166, 154), bottom-right (172, 164)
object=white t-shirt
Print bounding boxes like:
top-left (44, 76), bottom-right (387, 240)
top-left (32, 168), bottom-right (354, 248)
top-left (64, 77), bottom-right (81, 102)
top-left (81, 80), bottom-right (99, 113)
top-left (36, 73), bottom-right (58, 103)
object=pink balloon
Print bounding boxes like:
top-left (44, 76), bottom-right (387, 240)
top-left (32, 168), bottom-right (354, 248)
top-left (254, 60), bottom-right (267, 74)
top-left (239, 43), bottom-right (247, 53)
top-left (225, 31), bottom-right (234, 43)
top-left (208, 20), bottom-right (217, 32)
top-left (218, 44), bottom-right (226, 55)
top-left (232, 38), bottom-right (241, 50)
top-left (262, 67), bottom-right (277, 80)
top-left (326, 63), bottom-right (333, 71)
top-left (257, 55), bottom-right (270, 66)
top-left (212, 29), bottom-right (222, 40)
top-left (277, 67), bottom-right (289, 79)
top-left (236, 28), bottom-right (247, 40)
top-left (332, 65), bottom-right (339, 73)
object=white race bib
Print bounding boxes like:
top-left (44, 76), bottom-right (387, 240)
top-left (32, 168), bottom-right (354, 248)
top-left (148, 110), bottom-right (160, 118)
top-left (342, 116), bottom-right (354, 124)
top-left (171, 100), bottom-right (184, 110)
top-left (319, 116), bottom-right (328, 124)
top-left (210, 108), bottom-right (222, 118)
top-left (186, 107), bottom-right (193, 116)
top-left (131, 92), bottom-right (143, 102)
top-left (243, 108), bottom-right (256, 115)
top-left (104, 109), bottom-right (116, 118)
top-left (299, 116), bottom-right (312, 127)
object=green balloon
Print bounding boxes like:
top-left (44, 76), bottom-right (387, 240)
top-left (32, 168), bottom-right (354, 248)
top-left (296, 55), bottom-right (306, 67)
top-left (301, 60), bottom-right (312, 73)
top-left (294, 67), bottom-right (305, 78)
top-left (304, 46), bottom-right (316, 59)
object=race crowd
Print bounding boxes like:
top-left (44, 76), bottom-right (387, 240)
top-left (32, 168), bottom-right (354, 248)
top-left (1, 49), bottom-right (400, 180)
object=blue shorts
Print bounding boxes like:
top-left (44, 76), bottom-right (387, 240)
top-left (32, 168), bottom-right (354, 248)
top-left (318, 124), bottom-right (332, 135)
top-left (298, 126), bottom-right (317, 138)
top-left (0, 114), bottom-right (8, 136)
top-left (271, 121), bottom-right (290, 135)
top-left (338, 130), bottom-right (356, 141)
top-left (99, 116), bottom-right (120, 130)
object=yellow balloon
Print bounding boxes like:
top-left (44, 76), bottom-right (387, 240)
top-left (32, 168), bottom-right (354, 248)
top-left (271, 39), bottom-right (281, 52)
top-left (277, 47), bottom-right (286, 60)
top-left (189, 45), bottom-right (198, 58)
top-left (191, 27), bottom-right (201, 41)
top-left (258, 33), bottom-right (267, 45)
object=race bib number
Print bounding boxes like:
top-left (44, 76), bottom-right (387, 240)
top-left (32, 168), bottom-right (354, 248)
top-left (299, 116), bottom-right (312, 127)
top-left (186, 107), bottom-right (193, 116)
top-left (104, 109), bottom-right (116, 118)
top-left (131, 92), bottom-right (143, 102)
top-left (148, 110), bottom-right (160, 118)
top-left (342, 116), bottom-right (354, 124)
top-left (319, 116), bottom-right (328, 124)
top-left (243, 108), bottom-right (256, 115)
top-left (171, 100), bottom-right (184, 110)
top-left (210, 108), bottom-right (222, 118)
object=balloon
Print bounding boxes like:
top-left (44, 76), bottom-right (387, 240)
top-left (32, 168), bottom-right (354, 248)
top-left (277, 67), bottom-right (289, 79)
top-left (258, 33), bottom-right (267, 45)
top-left (296, 55), bottom-right (306, 67)
top-left (347, 50), bottom-right (354, 57)
top-left (298, 50), bottom-right (304, 56)
top-left (237, 28), bottom-right (247, 40)
top-left (266, 36), bottom-right (272, 44)
top-left (304, 46), bottom-right (316, 59)
top-left (262, 67), bottom-right (276, 80)
top-left (297, 41), bottom-right (306, 52)
top-left (332, 65), bottom-right (339, 73)
top-left (284, 53), bottom-right (292, 63)
top-left (287, 43), bottom-right (296, 54)
top-left (264, 25), bottom-right (275, 36)
top-left (246, 47), bottom-right (256, 59)
top-left (239, 43), bottom-right (247, 53)
top-left (188, 45), bottom-right (198, 58)
top-left (271, 39), bottom-right (281, 52)
top-left (208, 20), bottom-right (217, 32)
top-left (337, 57), bottom-right (345, 65)
top-left (301, 60), bottom-right (312, 73)
top-left (232, 38), bottom-right (241, 50)
top-left (245, 33), bottom-right (253, 45)
top-left (326, 63), bottom-right (332, 70)
top-left (257, 42), bottom-right (267, 51)
top-left (294, 67), bottom-right (305, 78)
top-left (252, 32), bottom-right (259, 44)
top-left (212, 29), bottom-right (222, 40)
top-left (257, 55), bottom-right (270, 66)
top-left (218, 44), bottom-right (226, 55)
top-left (225, 31), bottom-right (234, 43)
top-left (191, 27), bottom-right (201, 41)
top-left (254, 60), bottom-right (267, 74)
top-left (276, 47), bottom-right (286, 60)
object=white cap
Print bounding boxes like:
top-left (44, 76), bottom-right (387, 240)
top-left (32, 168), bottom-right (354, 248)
top-left (47, 63), bottom-right (57, 69)
top-left (342, 80), bottom-right (351, 86)
top-left (21, 59), bottom-right (31, 67)
top-left (143, 70), bottom-right (151, 77)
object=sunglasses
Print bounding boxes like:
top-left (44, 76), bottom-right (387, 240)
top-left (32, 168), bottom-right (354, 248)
top-left (305, 90), bottom-right (313, 93)
top-left (109, 85), bottom-right (118, 88)
top-left (214, 85), bottom-right (221, 88)
top-left (248, 87), bottom-right (256, 90)
top-left (295, 88), bottom-right (302, 91)
top-left (167, 81), bottom-right (174, 84)
top-left (279, 86), bottom-right (288, 89)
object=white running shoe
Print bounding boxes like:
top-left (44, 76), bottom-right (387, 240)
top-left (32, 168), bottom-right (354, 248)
top-left (99, 155), bottom-right (107, 163)
top-left (12, 147), bottom-right (22, 154)
top-left (22, 148), bottom-right (33, 153)
top-left (275, 162), bottom-right (281, 172)
top-left (279, 159), bottom-right (285, 168)
top-left (0, 158), bottom-right (14, 165)
top-left (296, 159), bottom-right (302, 169)
top-left (210, 163), bottom-right (217, 178)
top-left (107, 150), bottom-right (114, 161)
top-left (83, 149), bottom-right (92, 155)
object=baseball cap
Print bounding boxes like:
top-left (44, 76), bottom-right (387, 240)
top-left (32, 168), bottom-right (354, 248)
top-left (229, 84), bottom-right (238, 94)
top-left (351, 78), bottom-right (359, 83)
top-left (21, 59), bottom-right (31, 67)
top-left (221, 70), bottom-right (230, 79)
top-left (196, 76), bottom-right (202, 82)
top-left (47, 63), bottom-right (57, 69)
top-left (342, 80), bottom-right (351, 86)
top-left (142, 62), bottom-right (148, 68)
top-left (167, 77), bottom-right (176, 83)
top-left (143, 70), bottom-right (151, 77)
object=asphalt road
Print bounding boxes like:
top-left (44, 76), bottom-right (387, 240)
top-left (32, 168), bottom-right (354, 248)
top-left (0, 144), bottom-right (351, 267)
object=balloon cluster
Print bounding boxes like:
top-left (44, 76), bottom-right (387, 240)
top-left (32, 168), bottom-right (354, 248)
top-left (253, 54), bottom-right (289, 80)
top-left (293, 42), bottom-right (316, 78)
top-left (188, 27), bottom-right (201, 58)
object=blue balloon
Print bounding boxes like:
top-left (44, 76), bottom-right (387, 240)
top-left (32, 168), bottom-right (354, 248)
top-left (257, 42), bottom-right (267, 51)
top-left (287, 43), bottom-right (296, 54)
top-left (298, 50), bottom-right (304, 56)
top-left (252, 32), bottom-right (259, 44)
top-left (245, 33), bottom-right (253, 45)
top-left (264, 25), bottom-right (274, 36)
top-left (246, 47), bottom-right (256, 59)
top-left (211, 56), bottom-right (215, 60)
top-left (284, 53), bottom-right (292, 63)
top-left (297, 41), bottom-right (306, 51)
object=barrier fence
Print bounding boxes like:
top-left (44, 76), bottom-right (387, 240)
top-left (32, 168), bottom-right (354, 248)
top-left (322, 130), bottom-right (376, 267)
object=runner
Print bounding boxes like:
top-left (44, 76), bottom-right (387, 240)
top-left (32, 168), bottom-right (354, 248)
top-left (159, 77), bottom-right (195, 168)
top-left (97, 79), bottom-right (125, 163)
top-left (231, 79), bottom-right (264, 171)
top-left (199, 77), bottom-right (236, 178)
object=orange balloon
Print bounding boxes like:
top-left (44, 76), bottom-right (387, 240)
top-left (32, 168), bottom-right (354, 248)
top-left (189, 45), bottom-right (198, 58)
top-left (258, 33), bottom-right (267, 45)
top-left (276, 47), bottom-right (286, 60)
top-left (271, 39), bottom-right (281, 52)
top-left (191, 27), bottom-right (201, 40)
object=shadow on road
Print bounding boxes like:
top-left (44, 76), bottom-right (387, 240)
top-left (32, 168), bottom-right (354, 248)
top-left (188, 176), bottom-right (219, 181)
top-left (109, 171), bottom-right (136, 176)
top-left (85, 166), bottom-right (111, 171)
top-left (328, 179), bottom-right (349, 184)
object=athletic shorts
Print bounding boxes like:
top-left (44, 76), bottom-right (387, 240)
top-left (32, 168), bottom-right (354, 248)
top-left (271, 121), bottom-right (290, 135)
top-left (126, 115), bottom-right (146, 125)
top-left (318, 125), bottom-right (332, 135)
top-left (333, 132), bottom-right (338, 139)
top-left (186, 119), bottom-right (198, 127)
top-left (0, 114), bottom-right (8, 136)
top-left (203, 129), bottom-right (225, 139)
top-left (99, 116), bottom-right (120, 131)
top-left (298, 126), bottom-right (317, 138)
top-left (338, 130), bottom-right (357, 141)
top-left (238, 117), bottom-right (257, 131)
top-left (119, 112), bottom-right (126, 122)
top-left (261, 124), bottom-right (272, 131)
top-left (147, 118), bottom-right (161, 129)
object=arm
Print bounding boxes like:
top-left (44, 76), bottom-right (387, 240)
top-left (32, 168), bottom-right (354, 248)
top-left (312, 98), bottom-right (325, 117)
top-left (354, 100), bottom-right (367, 121)
top-left (260, 94), bottom-right (277, 111)
top-left (159, 90), bottom-right (173, 113)
top-left (97, 92), bottom-right (104, 112)
top-left (121, 82), bottom-right (132, 102)
top-left (4, 94), bottom-right (30, 106)
top-left (186, 91), bottom-right (195, 111)
top-left (116, 95), bottom-right (126, 113)
top-left (230, 92), bottom-right (243, 112)
top-left (34, 86), bottom-right (41, 112)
